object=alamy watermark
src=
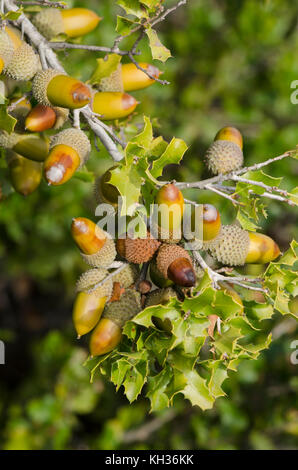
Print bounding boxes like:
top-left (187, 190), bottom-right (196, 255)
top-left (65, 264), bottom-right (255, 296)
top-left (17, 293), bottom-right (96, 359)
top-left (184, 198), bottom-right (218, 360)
top-left (290, 80), bottom-right (298, 104)
top-left (0, 340), bottom-right (5, 365)
top-left (290, 340), bottom-right (298, 365)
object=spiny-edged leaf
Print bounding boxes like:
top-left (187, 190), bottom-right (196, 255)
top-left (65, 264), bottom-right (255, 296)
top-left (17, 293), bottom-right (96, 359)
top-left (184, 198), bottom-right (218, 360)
top-left (182, 287), bottom-right (216, 317)
top-left (242, 170), bottom-right (282, 194)
top-left (123, 360), bottom-right (147, 402)
top-left (150, 137), bottom-right (188, 178)
top-left (89, 54), bottom-right (122, 86)
top-left (116, 15), bottom-right (136, 35)
top-left (0, 105), bottom-right (17, 134)
top-left (237, 207), bottom-right (260, 231)
top-left (111, 357), bottom-right (131, 390)
top-left (146, 365), bottom-right (172, 412)
top-left (149, 136), bottom-right (168, 159)
top-left (140, 0), bottom-right (161, 9)
top-left (245, 301), bottom-right (274, 322)
top-left (117, 0), bottom-right (146, 18)
top-left (131, 115), bottom-right (153, 149)
top-left (269, 239), bottom-right (297, 267)
top-left (208, 361), bottom-right (228, 398)
top-left (212, 288), bottom-right (244, 320)
top-left (108, 164), bottom-right (142, 216)
top-left (144, 333), bottom-right (175, 365)
top-left (213, 324), bottom-right (243, 356)
top-left (238, 333), bottom-right (272, 357)
top-left (146, 27), bottom-right (171, 62)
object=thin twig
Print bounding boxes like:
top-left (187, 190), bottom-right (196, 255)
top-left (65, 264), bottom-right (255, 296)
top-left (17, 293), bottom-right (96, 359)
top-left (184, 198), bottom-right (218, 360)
top-left (205, 183), bottom-right (243, 206)
top-left (128, 51), bottom-right (170, 85)
top-left (49, 42), bottom-right (138, 57)
top-left (122, 410), bottom-right (176, 444)
top-left (15, 0), bottom-right (67, 7)
top-left (87, 262), bottom-right (128, 294)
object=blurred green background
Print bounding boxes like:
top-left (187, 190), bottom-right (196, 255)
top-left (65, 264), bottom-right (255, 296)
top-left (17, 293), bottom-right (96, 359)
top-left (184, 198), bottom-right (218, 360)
top-left (0, 0), bottom-right (297, 450)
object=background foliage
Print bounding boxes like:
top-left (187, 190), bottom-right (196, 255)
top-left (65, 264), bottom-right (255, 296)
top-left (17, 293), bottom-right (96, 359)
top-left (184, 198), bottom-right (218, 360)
top-left (0, 0), bottom-right (297, 450)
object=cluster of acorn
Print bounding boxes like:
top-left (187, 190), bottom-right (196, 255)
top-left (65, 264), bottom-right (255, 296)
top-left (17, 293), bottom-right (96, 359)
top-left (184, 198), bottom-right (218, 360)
top-left (0, 7), bottom-right (161, 195)
top-left (71, 132), bottom-right (281, 357)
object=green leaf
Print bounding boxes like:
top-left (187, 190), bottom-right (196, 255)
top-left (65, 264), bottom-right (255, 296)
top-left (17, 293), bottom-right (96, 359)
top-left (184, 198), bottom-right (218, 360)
top-left (150, 137), bottom-right (188, 178)
top-left (89, 54), bottom-right (122, 86)
top-left (109, 164), bottom-right (142, 216)
top-left (131, 115), bottom-right (153, 149)
top-left (146, 365), bottom-right (172, 412)
top-left (208, 361), bottom-right (228, 398)
top-left (0, 105), bottom-right (17, 134)
top-left (117, 0), bottom-right (146, 18)
top-left (123, 361), bottom-right (147, 402)
top-left (116, 15), bottom-right (136, 36)
top-left (146, 27), bottom-right (171, 62)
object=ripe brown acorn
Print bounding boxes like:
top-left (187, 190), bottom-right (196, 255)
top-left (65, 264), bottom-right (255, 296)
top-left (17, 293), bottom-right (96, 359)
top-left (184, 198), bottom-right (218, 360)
top-left (116, 232), bottom-right (161, 264)
top-left (156, 244), bottom-right (196, 287)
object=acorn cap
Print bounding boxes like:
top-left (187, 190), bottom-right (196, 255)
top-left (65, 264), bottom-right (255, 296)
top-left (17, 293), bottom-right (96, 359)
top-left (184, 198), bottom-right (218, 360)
top-left (103, 288), bottom-right (142, 328)
top-left (156, 243), bottom-right (193, 280)
top-left (205, 140), bottom-right (244, 175)
top-left (4, 43), bottom-right (40, 81)
top-left (32, 69), bottom-right (65, 107)
top-left (112, 264), bottom-right (139, 288)
top-left (76, 268), bottom-right (113, 299)
top-left (116, 233), bottom-right (161, 264)
top-left (0, 130), bottom-right (21, 149)
top-left (152, 222), bottom-right (182, 244)
top-left (81, 234), bottom-right (116, 268)
top-left (33, 9), bottom-right (64, 40)
top-left (98, 64), bottom-right (124, 93)
top-left (50, 128), bottom-right (91, 167)
top-left (208, 224), bottom-right (250, 266)
top-left (0, 30), bottom-right (14, 67)
top-left (145, 287), bottom-right (177, 308)
top-left (53, 107), bottom-right (70, 130)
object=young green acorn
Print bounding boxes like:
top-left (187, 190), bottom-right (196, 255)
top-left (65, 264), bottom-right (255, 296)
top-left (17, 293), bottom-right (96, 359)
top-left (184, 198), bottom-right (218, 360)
top-left (32, 69), bottom-right (91, 109)
top-left (71, 217), bottom-right (116, 268)
top-left (208, 225), bottom-right (281, 266)
top-left (121, 63), bottom-right (162, 91)
top-left (7, 151), bottom-right (42, 196)
top-left (116, 232), bottom-right (161, 264)
top-left (92, 91), bottom-right (138, 120)
top-left (89, 288), bottom-right (142, 357)
top-left (0, 131), bottom-right (49, 162)
top-left (94, 166), bottom-right (120, 207)
top-left (3, 42), bottom-right (40, 81)
top-left (214, 126), bottom-right (243, 150)
top-left (44, 128), bottom-right (91, 185)
top-left (33, 7), bottom-right (101, 40)
top-left (156, 244), bottom-right (196, 287)
top-left (153, 183), bottom-right (184, 243)
top-left (25, 104), bottom-right (69, 132)
top-left (205, 140), bottom-right (244, 175)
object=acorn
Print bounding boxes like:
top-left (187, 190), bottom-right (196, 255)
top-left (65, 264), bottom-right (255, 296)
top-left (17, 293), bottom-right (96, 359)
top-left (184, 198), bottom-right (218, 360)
top-left (149, 256), bottom-right (174, 288)
top-left (92, 91), bottom-right (138, 120)
top-left (94, 166), bottom-right (120, 207)
top-left (44, 128), bottom-right (91, 185)
top-left (188, 203), bottom-right (221, 247)
top-left (90, 288), bottom-right (142, 356)
top-left (32, 69), bottom-right (91, 109)
top-left (205, 140), bottom-right (244, 175)
top-left (0, 29), bottom-right (14, 74)
top-left (208, 225), bottom-right (280, 266)
top-left (76, 268), bottom-right (113, 299)
top-left (4, 42), bottom-right (40, 81)
top-left (8, 97), bottom-right (32, 132)
top-left (71, 217), bottom-right (116, 268)
top-left (121, 63), bottom-right (161, 91)
top-left (0, 131), bottom-right (49, 162)
top-left (156, 244), bottom-right (196, 287)
top-left (73, 292), bottom-right (106, 338)
top-left (33, 7), bottom-right (101, 40)
top-left (152, 183), bottom-right (184, 243)
top-left (214, 126), bottom-right (243, 150)
top-left (25, 104), bottom-right (69, 132)
top-left (112, 264), bottom-right (139, 288)
top-left (98, 64), bottom-right (124, 93)
top-left (4, 26), bottom-right (23, 50)
top-left (116, 232), bottom-right (161, 264)
top-left (7, 151), bottom-right (42, 196)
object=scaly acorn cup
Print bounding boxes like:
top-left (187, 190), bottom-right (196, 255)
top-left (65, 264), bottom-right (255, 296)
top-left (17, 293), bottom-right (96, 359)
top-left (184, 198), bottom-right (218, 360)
top-left (32, 69), bottom-right (91, 109)
top-left (4, 26), bottom-right (23, 50)
top-left (116, 232), bottom-right (161, 264)
top-left (156, 244), bottom-right (196, 287)
top-left (76, 268), bottom-right (113, 299)
top-left (0, 131), bottom-right (49, 162)
top-left (33, 7), bottom-right (101, 40)
top-left (214, 126), bottom-right (243, 150)
top-left (3, 42), bottom-right (40, 81)
top-left (90, 288), bottom-right (142, 357)
top-left (73, 292), bottom-right (107, 338)
top-left (92, 91), bottom-right (138, 120)
top-left (208, 225), bottom-right (280, 266)
top-left (121, 63), bottom-right (161, 91)
top-left (71, 217), bottom-right (116, 268)
top-left (25, 104), bottom-right (67, 132)
top-left (7, 151), bottom-right (42, 196)
top-left (111, 264), bottom-right (139, 288)
top-left (94, 166), bottom-right (120, 207)
top-left (44, 128), bottom-right (91, 185)
top-left (205, 140), bottom-right (244, 175)
top-left (0, 29), bottom-right (14, 74)
top-left (98, 65), bottom-right (124, 93)
top-left (153, 183), bottom-right (184, 243)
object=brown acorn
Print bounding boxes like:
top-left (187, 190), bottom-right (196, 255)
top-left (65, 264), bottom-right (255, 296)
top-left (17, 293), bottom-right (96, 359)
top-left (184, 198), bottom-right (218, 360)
top-left (156, 244), bottom-right (196, 287)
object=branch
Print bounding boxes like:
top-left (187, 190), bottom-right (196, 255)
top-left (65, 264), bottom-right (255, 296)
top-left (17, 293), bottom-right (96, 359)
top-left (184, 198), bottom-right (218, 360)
top-left (122, 410), bottom-right (176, 444)
top-left (86, 262), bottom-right (127, 294)
top-left (128, 51), bottom-right (170, 86)
top-left (15, 0), bottom-right (66, 7)
top-left (49, 42), bottom-right (138, 57)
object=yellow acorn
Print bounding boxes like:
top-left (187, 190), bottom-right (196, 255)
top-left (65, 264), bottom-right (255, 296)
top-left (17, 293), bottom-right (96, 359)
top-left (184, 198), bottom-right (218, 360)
top-left (32, 69), bottom-right (91, 109)
top-left (152, 183), bottom-right (184, 243)
top-left (92, 91), bottom-right (138, 120)
top-left (44, 128), bottom-right (91, 185)
top-left (33, 8), bottom-right (101, 40)
top-left (121, 63), bottom-right (161, 91)
top-left (0, 131), bottom-right (49, 162)
top-left (89, 318), bottom-right (122, 357)
top-left (7, 151), bottom-right (42, 196)
top-left (71, 217), bottom-right (116, 268)
top-left (73, 291), bottom-right (107, 338)
top-left (214, 126), bottom-right (243, 150)
top-left (245, 232), bottom-right (281, 264)
top-left (25, 104), bottom-right (68, 132)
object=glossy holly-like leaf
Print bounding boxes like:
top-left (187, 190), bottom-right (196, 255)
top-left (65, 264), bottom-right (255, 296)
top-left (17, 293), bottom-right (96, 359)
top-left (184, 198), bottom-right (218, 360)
top-left (0, 105), bottom-right (17, 134)
top-left (109, 164), bottom-right (142, 216)
top-left (89, 54), bottom-right (122, 86)
top-left (150, 137), bottom-right (188, 178)
top-left (146, 365), bottom-right (172, 412)
top-left (208, 361), bottom-right (228, 398)
top-left (146, 27), bottom-right (171, 62)
top-left (117, 0), bottom-right (146, 18)
top-left (123, 360), bottom-right (148, 402)
top-left (116, 15), bottom-right (136, 35)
